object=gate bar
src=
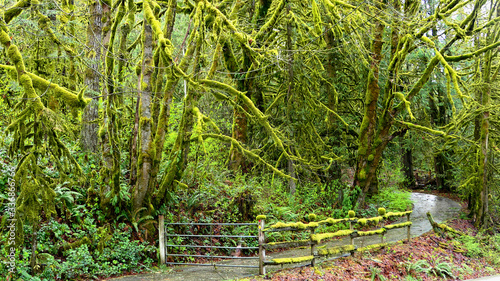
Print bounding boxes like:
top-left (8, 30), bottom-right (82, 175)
top-left (167, 244), bottom-right (259, 249)
top-left (166, 234), bottom-right (257, 238)
top-left (167, 254), bottom-right (259, 259)
top-left (166, 222), bottom-right (258, 226)
top-left (165, 262), bottom-right (259, 268)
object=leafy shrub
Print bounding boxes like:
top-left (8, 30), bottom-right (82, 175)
top-left (459, 235), bottom-right (483, 258)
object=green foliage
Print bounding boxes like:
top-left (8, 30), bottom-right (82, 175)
top-left (458, 233), bottom-right (500, 264)
top-left (405, 258), bottom-right (454, 279)
top-left (459, 235), bottom-right (483, 258)
top-left (370, 186), bottom-right (411, 212)
top-left (370, 266), bottom-right (386, 281)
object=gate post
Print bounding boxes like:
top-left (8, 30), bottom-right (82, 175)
top-left (257, 215), bottom-right (266, 275)
top-left (159, 215), bottom-right (165, 264)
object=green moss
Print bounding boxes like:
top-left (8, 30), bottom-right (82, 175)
top-left (256, 215), bottom-right (266, 220)
top-left (366, 216), bottom-right (383, 224)
top-left (308, 222), bottom-right (319, 228)
top-left (357, 242), bottom-right (388, 252)
top-left (7, 45), bottom-right (24, 71)
top-left (358, 144), bottom-right (368, 156)
top-left (378, 208), bottom-right (386, 216)
top-left (358, 169), bottom-right (367, 180)
top-left (267, 220), bottom-right (319, 230)
top-left (311, 230), bottom-right (354, 244)
top-left (319, 217), bottom-right (348, 226)
top-left (383, 221), bottom-right (412, 230)
top-left (358, 228), bottom-right (386, 236)
top-left (0, 30), bottom-right (11, 45)
top-left (348, 210), bottom-right (356, 218)
top-left (383, 211), bottom-right (412, 219)
top-left (357, 218), bottom-right (367, 226)
top-left (308, 213), bottom-right (317, 221)
top-left (271, 255), bottom-right (314, 264)
top-left (318, 245), bottom-right (355, 256)
top-left (367, 154), bottom-right (374, 161)
top-left (267, 239), bottom-right (310, 246)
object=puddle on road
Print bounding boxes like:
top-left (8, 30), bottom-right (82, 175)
top-left (110, 192), bottom-right (462, 281)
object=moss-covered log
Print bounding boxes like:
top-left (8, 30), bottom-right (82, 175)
top-left (58, 237), bottom-right (91, 254)
top-left (426, 212), bottom-right (464, 236)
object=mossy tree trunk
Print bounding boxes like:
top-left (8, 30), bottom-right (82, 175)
top-left (100, 1), bottom-right (126, 211)
top-left (353, 0), bottom-right (385, 206)
top-left (81, 0), bottom-right (104, 153)
top-left (471, 3), bottom-right (498, 227)
top-left (133, 14), bottom-right (155, 212)
top-left (285, 2), bottom-right (296, 194)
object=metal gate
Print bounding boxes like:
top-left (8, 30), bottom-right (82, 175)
top-left (161, 220), bottom-right (260, 269)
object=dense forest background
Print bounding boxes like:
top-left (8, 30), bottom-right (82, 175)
top-left (0, 0), bottom-right (499, 279)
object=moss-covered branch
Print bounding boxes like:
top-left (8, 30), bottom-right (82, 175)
top-left (4, 0), bottom-right (31, 23)
top-left (0, 64), bottom-right (89, 108)
top-left (199, 133), bottom-right (293, 179)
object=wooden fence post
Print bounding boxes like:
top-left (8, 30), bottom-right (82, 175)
top-left (259, 217), bottom-right (266, 275)
top-left (310, 227), bottom-right (316, 267)
top-left (349, 220), bottom-right (353, 246)
top-left (159, 215), bottom-right (165, 264)
top-left (406, 207), bottom-right (411, 242)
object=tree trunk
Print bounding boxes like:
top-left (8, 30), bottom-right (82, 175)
top-left (80, 0), bottom-right (103, 153)
top-left (286, 3), bottom-right (296, 194)
top-left (353, 7), bottom-right (385, 206)
top-left (401, 141), bottom-right (415, 188)
top-left (133, 20), bottom-right (154, 211)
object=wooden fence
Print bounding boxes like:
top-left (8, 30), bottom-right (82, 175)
top-left (159, 208), bottom-right (412, 275)
top-left (257, 208), bottom-right (412, 275)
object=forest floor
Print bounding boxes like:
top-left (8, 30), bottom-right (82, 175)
top-left (104, 192), bottom-right (500, 281)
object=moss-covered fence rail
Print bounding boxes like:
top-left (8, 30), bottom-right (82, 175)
top-left (256, 208), bottom-right (412, 275)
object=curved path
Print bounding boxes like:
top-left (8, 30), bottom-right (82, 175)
top-left (108, 193), bottom-right (461, 281)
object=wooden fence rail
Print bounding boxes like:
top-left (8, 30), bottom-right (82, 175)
top-left (257, 208), bottom-right (412, 275)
